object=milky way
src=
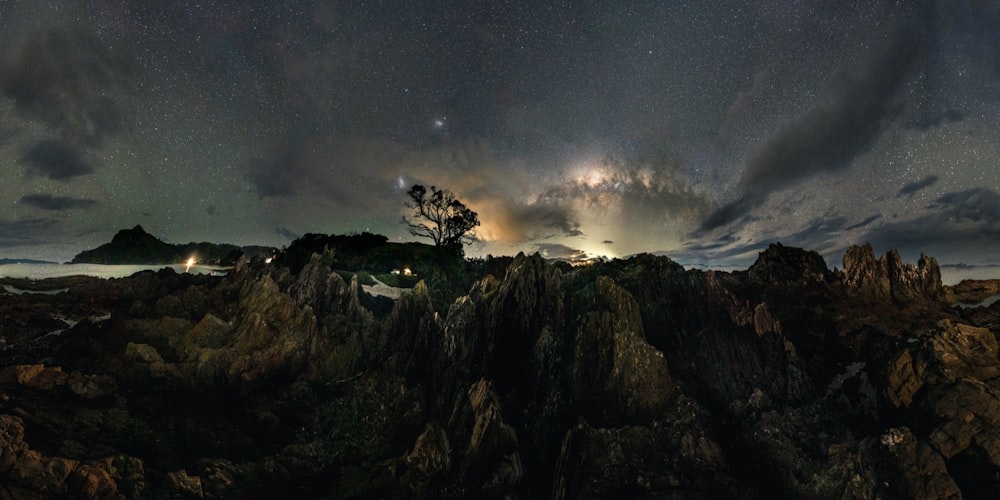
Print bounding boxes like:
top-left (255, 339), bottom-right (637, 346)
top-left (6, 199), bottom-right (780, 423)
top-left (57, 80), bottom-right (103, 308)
top-left (1, 1), bottom-right (998, 266)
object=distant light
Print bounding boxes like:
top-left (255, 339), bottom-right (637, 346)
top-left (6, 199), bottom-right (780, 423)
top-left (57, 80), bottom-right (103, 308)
top-left (265, 257), bottom-right (273, 264)
top-left (403, 267), bottom-right (413, 276)
top-left (185, 257), bottom-right (196, 272)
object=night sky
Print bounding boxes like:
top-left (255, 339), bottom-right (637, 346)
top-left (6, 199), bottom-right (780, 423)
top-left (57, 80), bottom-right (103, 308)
top-left (1, 1), bottom-right (998, 267)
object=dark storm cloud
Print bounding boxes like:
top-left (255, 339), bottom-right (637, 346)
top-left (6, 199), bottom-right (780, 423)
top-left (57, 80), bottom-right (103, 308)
top-left (845, 214), bottom-right (883, 231)
top-left (740, 23), bottom-right (925, 189)
top-left (0, 26), bottom-right (133, 146)
top-left (699, 6), bottom-right (931, 232)
top-left (897, 175), bottom-right (939, 198)
top-left (0, 218), bottom-right (59, 247)
top-left (862, 188), bottom-right (1000, 262)
top-left (20, 141), bottom-right (95, 180)
top-left (19, 194), bottom-right (97, 211)
top-left (534, 243), bottom-right (587, 261)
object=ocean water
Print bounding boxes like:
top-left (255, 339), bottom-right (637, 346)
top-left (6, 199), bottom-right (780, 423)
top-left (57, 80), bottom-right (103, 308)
top-left (0, 263), bottom-right (227, 280)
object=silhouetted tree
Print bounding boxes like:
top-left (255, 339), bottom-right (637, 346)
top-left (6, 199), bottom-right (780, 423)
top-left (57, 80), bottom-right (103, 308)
top-left (403, 184), bottom-right (479, 252)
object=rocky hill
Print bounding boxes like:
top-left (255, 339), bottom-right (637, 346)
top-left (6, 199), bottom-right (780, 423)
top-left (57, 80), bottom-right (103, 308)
top-left (70, 225), bottom-right (274, 265)
top-left (1, 242), bottom-right (999, 498)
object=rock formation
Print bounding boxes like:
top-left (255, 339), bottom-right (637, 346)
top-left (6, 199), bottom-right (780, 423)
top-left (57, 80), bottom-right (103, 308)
top-left (1, 242), bottom-right (999, 498)
top-left (842, 242), bottom-right (943, 302)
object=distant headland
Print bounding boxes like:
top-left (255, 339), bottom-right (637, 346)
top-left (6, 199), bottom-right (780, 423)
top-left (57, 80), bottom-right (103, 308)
top-left (70, 225), bottom-right (275, 266)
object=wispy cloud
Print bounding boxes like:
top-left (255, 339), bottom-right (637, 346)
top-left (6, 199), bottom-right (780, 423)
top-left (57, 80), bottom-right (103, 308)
top-left (896, 175), bottom-right (938, 198)
top-left (699, 7), bottom-right (931, 232)
top-left (0, 218), bottom-right (60, 247)
top-left (845, 214), bottom-right (883, 231)
top-left (0, 26), bottom-right (133, 147)
top-left (534, 243), bottom-right (587, 261)
top-left (275, 227), bottom-right (300, 241)
top-left (19, 193), bottom-right (97, 210)
top-left (862, 187), bottom-right (1000, 263)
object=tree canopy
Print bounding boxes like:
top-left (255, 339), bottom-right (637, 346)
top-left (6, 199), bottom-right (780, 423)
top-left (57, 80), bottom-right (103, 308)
top-left (403, 184), bottom-right (480, 252)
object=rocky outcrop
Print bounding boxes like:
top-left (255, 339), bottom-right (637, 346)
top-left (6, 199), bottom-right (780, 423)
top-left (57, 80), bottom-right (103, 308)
top-left (2, 242), bottom-right (999, 498)
top-left (748, 242), bottom-right (829, 286)
top-left (0, 364), bottom-right (117, 400)
top-left (868, 427), bottom-right (961, 499)
top-left (552, 393), bottom-right (742, 499)
top-left (843, 242), bottom-right (942, 302)
top-left (0, 414), bottom-right (146, 499)
top-left (942, 278), bottom-right (1000, 305)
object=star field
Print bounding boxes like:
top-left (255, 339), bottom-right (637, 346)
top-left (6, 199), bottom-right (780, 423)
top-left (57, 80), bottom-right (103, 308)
top-left (1, 1), bottom-right (998, 267)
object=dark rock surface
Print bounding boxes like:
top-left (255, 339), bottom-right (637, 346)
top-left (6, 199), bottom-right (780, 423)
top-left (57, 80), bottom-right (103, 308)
top-left (2, 242), bottom-right (999, 498)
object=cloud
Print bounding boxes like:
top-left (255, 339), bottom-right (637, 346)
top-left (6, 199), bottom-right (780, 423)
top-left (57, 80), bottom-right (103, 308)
top-left (668, 235), bottom-right (769, 268)
top-left (896, 175), bottom-right (939, 198)
top-left (674, 214), bottom-right (851, 267)
top-left (245, 143), bottom-right (302, 198)
top-left (475, 202), bottom-right (583, 243)
top-left (245, 136), bottom-right (413, 208)
top-left (0, 26), bottom-right (134, 147)
top-left (845, 214), bottom-right (883, 231)
top-left (245, 135), bottom-right (585, 244)
top-left (536, 153), bottom-right (712, 247)
top-left (0, 126), bottom-right (17, 146)
top-left (861, 187), bottom-right (1000, 263)
top-left (780, 216), bottom-right (848, 252)
top-left (0, 218), bottom-right (59, 247)
top-left (20, 140), bottom-right (95, 180)
top-left (275, 227), bottom-right (300, 241)
top-left (534, 243), bottom-right (587, 261)
top-left (719, 68), bottom-right (771, 141)
top-left (904, 107), bottom-right (964, 131)
top-left (929, 187), bottom-right (1000, 223)
top-left (699, 7), bottom-right (930, 232)
top-left (696, 194), bottom-right (763, 234)
top-left (19, 194), bottom-right (97, 211)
